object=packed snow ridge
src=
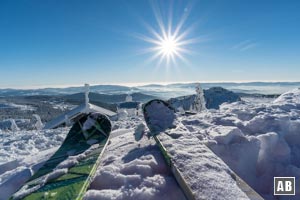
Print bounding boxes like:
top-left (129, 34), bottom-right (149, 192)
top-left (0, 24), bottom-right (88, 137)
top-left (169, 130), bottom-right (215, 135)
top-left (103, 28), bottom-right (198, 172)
top-left (1, 88), bottom-right (300, 200)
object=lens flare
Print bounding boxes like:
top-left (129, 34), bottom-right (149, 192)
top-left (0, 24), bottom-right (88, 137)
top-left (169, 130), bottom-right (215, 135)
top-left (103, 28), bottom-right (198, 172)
top-left (136, 2), bottom-right (199, 67)
top-left (160, 37), bottom-right (178, 56)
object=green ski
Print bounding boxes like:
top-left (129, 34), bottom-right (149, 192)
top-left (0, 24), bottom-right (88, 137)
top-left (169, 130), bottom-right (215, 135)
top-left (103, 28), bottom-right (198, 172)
top-left (11, 112), bottom-right (111, 200)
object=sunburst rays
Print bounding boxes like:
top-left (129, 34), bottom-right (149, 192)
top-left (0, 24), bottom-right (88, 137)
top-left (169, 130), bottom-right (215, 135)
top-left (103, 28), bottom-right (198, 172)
top-left (136, 1), bottom-right (198, 67)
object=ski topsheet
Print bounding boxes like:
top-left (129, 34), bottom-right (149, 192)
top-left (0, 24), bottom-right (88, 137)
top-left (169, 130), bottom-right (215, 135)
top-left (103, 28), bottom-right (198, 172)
top-left (11, 112), bottom-right (112, 200)
top-left (143, 99), bottom-right (263, 200)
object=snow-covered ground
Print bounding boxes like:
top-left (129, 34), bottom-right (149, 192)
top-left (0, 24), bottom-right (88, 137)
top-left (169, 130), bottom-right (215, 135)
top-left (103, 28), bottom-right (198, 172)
top-left (1, 88), bottom-right (300, 199)
top-left (0, 128), bottom-right (68, 200)
top-left (0, 102), bottom-right (35, 111)
top-left (0, 128), bottom-right (68, 164)
top-left (181, 88), bottom-right (300, 199)
top-left (84, 128), bottom-right (186, 200)
top-left (48, 101), bottom-right (76, 111)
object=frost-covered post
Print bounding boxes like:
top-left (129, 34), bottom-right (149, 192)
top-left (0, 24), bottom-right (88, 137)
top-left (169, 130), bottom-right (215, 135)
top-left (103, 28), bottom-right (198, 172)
top-left (194, 83), bottom-right (206, 112)
top-left (84, 83), bottom-right (90, 111)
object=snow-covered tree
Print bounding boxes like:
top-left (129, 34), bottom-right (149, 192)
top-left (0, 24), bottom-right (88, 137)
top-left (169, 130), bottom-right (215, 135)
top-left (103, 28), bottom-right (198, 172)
top-left (10, 119), bottom-right (20, 131)
top-left (177, 106), bottom-right (185, 115)
top-left (33, 114), bottom-right (43, 130)
top-left (193, 83), bottom-right (206, 112)
top-left (125, 94), bottom-right (133, 102)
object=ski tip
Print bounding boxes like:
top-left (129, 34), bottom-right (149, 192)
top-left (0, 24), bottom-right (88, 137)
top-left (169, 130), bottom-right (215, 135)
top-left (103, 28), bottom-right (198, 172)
top-left (80, 112), bottom-right (112, 140)
top-left (143, 99), bottom-right (176, 133)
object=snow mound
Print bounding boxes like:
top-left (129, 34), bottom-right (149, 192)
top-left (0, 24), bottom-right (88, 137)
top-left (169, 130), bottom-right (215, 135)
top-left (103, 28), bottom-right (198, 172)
top-left (208, 126), bottom-right (244, 145)
top-left (273, 88), bottom-right (300, 104)
top-left (180, 88), bottom-right (300, 199)
top-left (204, 87), bottom-right (241, 109)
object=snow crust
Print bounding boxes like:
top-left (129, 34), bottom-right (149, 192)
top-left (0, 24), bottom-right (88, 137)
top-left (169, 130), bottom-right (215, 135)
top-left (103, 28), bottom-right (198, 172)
top-left (157, 125), bottom-right (250, 199)
top-left (0, 115), bottom-right (45, 131)
top-left (2, 88), bottom-right (300, 199)
top-left (0, 119), bottom-right (19, 131)
top-left (144, 100), bottom-right (176, 133)
top-left (0, 102), bottom-right (35, 111)
top-left (0, 128), bottom-right (68, 199)
top-left (0, 147), bottom-right (59, 200)
top-left (273, 88), bottom-right (300, 105)
top-left (179, 88), bottom-right (300, 199)
top-left (0, 128), bottom-right (68, 164)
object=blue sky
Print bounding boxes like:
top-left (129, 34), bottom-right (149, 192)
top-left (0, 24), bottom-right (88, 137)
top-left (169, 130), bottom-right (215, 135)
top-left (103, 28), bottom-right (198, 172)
top-left (0, 0), bottom-right (299, 88)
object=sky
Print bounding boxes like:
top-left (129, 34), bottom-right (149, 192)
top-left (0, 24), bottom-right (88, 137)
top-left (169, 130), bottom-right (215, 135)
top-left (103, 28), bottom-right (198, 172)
top-left (0, 0), bottom-right (299, 88)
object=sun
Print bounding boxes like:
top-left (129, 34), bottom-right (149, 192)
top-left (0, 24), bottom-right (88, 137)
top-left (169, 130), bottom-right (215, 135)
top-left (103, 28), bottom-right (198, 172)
top-left (160, 36), bottom-right (178, 56)
top-left (136, 3), bottom-right (198, 66)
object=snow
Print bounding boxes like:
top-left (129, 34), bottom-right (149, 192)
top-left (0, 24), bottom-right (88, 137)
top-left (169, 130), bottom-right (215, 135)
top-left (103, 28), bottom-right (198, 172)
top-left (0, 117), bottom-right (45, 132)
top-left (0, 128), bottom-right (68, 164)
top-left (45, 168), bottom-right (68, 182)
top-left (0, 147), bottom-right (59, 200)
top-left (0, 167), bottom-right (32, 200)
top-left (0, 128), bottom-right (67, 199)
top-left (84, 129), bottom-right (186, 200)
top-left (208, 126), bottom-right (244, 145)
top-left (32, 114), bottom-right (43, 130)
top-left (1, 88), bottom-right (300, 199)
top-left (44, 103), bottom-right (117, 129)
top-left (0, 119), bottom-right (19, 131)
top-left (156, 125), bottom-right (250, 200)
top-left (133, 122), bottom-right (146, 141)
top-left (0, 102), bottom-right (35, 111)
top-left (194, 83), bottom-right (206, 112)
top-left (168, 87), bottom-right (241, 111)
top-left (177, 88), bottom-right (300, 199)
top-left (144, 100), bottom-right (176, 133)
top-left (143, 99), bottom-right (252, 199)
top-left (51, 102), bottom-right (76, 111)
top-left (273, 88), bottom-right (300, 104)
top-left (83, 115), bottom-right (97, 131)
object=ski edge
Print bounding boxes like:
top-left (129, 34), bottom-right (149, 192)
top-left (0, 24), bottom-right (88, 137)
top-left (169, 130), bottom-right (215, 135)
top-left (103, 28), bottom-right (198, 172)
top-left (154, 135), bottom-right (196, 200)
top-left (155, 133), bottom-right (264, 200)
top-left (206, 146), bottom-right (264, 200)
top-left (76, 137), bottom-right (111, 200)
top-left (233, 174), bottom-right (264, 200)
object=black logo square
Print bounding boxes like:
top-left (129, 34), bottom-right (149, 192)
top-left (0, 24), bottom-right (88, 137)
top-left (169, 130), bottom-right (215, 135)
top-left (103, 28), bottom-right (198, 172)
top-left (274, 177), bottom-right (295, 195)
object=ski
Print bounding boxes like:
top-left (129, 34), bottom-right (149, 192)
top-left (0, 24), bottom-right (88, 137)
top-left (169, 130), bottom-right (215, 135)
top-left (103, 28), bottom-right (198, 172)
top-left (11, 112), bottom-right (112, 200)
top-left (143, 99), bottom-right (263, 200)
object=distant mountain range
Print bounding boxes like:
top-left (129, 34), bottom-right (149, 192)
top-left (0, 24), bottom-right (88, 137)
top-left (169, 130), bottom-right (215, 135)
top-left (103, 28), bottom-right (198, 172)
top-left (63, 92), bottom-right (156, 104)
top-left (1, 82), bottom-right (300, 97)
top-left (0, 85), bottom-right (133, 97)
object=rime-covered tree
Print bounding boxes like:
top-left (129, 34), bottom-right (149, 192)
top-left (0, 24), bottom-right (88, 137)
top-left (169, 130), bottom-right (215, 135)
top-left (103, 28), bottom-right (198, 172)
top-left (193, 83), bottom-right (206, 112)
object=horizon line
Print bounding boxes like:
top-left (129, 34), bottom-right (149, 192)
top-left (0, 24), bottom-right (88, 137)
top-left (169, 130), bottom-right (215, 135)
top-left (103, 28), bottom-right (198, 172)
top-left (1, 80), bottom-right (300, 90)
